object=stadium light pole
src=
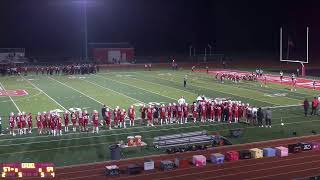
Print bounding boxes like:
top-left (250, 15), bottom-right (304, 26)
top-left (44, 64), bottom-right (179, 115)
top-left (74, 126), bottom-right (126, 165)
top-left (84, 0), bottom-right (88, 61)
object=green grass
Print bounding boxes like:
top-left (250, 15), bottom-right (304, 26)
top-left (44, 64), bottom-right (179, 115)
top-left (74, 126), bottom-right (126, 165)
top-left (0, 68), bottom-right (319, 167)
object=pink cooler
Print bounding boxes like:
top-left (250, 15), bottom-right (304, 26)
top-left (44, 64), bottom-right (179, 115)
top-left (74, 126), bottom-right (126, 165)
top-left (312, 142), bottom-right (320, 151)
top-left (275, 146), bottom-right (288, 157)
top-left (192, 155), bottom-right (206, 167)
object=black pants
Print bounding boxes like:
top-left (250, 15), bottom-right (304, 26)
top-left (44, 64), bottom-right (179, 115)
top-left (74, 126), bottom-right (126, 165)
top-left (266, 118), bottom-right (271, 126)
top-left (257, 118), bottom-right (263, 126)
top-left (304, 108), bottom-right (308, 116)
top-left (184, 80), bottom-right (186, 87)
top-left (0, 124), bottom-right (2, 134)
top-left (311, 107), bottom-right (317, 115)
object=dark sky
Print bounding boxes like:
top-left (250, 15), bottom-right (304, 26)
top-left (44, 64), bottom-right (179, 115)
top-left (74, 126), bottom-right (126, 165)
top-left (0, 0), bottom-right (319, 57)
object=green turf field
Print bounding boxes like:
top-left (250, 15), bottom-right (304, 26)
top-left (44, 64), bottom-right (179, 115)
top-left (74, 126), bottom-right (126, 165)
top-left (0, 68), bottom-right (319, 167)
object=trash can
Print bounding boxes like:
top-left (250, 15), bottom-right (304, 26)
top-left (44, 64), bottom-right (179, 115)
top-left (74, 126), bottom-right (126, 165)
top-left (109, 144), bottom-right (121, 160)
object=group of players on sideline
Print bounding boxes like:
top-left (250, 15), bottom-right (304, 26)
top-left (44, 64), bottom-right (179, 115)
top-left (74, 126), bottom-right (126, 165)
top-left (4, 96), bottom-right (273, 137)
top-left (1, 64), bottom-right (99, 76)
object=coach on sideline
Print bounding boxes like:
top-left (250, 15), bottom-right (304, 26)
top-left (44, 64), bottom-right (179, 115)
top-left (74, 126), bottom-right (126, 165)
top-left (101, 105), bottom-right (107, 118)
top-left (265, 108), bottom-right (272, 128)
top-left (303, 98), bottom-right (309, 117)
top-left (311, 97), bottom-right (319, 115)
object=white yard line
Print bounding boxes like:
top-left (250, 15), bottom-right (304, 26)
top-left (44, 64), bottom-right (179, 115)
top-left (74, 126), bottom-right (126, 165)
top-left (0, 115), bottom-right (316, 147)
top-left (0, 81), bottom-right (21, 113)
top-left (48, 76), bottom-right (108, 109)
top-left (133, 72), bottom-right (279, 106)
top-left (82, 79), bottom-right (144, 104)
top-left (126, 76), bottom-right (196, 96)
top-left (22, 76), bottom-right (68, 112)
top-left (94, 74), bottom-right (177, 101)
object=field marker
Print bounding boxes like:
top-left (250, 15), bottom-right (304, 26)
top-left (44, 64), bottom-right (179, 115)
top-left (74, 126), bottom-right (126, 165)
top-left (0, 81), bottom-right (21, 113)
top-left (48, 77), bottom-right (108, 109)
top-left (135, 72), bottom-right (278, 106)
top-left (22, 77), bottom-right (69, 112)
top-left (0, 117), bottom-right (318, 150)
top-left (94, 74), bottom-right (177, 101)
top-left (82, 79), bottom-right (144, 104)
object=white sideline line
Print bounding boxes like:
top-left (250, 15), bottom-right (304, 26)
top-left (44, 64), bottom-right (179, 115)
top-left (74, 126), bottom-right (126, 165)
top-left (0, 117), bottom-right (319, 149)
top-left (0, 114), bottom-right (308, 143)
top-left (133, 72), bottom-right (278, 106)
top-left (82, 79), bottom-right (144, 104)
top-left (22, 77), bottom-right (68, 112)
top-left (94, 74), bottom-right (177, 101)
top-left (48, 76), bottom-right (108, 109)
top-left (0, 81), bottom-right (21, 113)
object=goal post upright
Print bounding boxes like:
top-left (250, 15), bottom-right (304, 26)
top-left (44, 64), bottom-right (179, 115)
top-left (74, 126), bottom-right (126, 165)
top-left (279, 26), bottom-right (309, 76)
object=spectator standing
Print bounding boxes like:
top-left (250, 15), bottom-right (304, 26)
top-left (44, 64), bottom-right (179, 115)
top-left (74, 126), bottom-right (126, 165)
top-left (303, 98), bottom-right (309, 117)
top-left (265, 108), bottom-right (272, 128)
top-left (0, 115), bottom-right (2, 135)
top-left (184, 75), bottom-right (187, 87)
top-left (257, 107), bottom-right (264, 127)
top-left (311, 97), bottom-right (319, 115)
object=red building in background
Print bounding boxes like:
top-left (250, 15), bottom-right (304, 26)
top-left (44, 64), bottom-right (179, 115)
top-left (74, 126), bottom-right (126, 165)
top-left (90, 43), bottom-right (134, 63)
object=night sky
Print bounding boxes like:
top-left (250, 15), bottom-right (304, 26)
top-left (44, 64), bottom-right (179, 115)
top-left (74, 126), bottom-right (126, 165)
top-left (0, 0), bottom-right (319, 58)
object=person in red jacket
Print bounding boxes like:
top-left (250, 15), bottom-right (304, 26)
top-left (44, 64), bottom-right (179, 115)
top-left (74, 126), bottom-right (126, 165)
top-left (311, 97), bottom-right (318, 115)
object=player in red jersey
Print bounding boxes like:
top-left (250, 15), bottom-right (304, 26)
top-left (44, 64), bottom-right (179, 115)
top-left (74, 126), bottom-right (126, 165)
top-left (140, 104), bottom-right (146, 126)
top-left (92, 110), bottom-right (99, 133)
top-left (105, 108), bottom-right (112, 130)
top-left (291, 78), bottom-right (297, 92)
top-left (46, 112), bottom-right (51, 134)
top-left (16, 113), bottom-right (21, 135)
top-left (234, 103), bottom-right (239, 123)
top-left (9, 112), bottom-right (16, 136)
top-left (113, 106), bottom-right (119, 128)
top-left (228, 104), bottom-right (233, 123)
top-left (71, 111), bottom-right (77, 132)
top-left (191, 103), bottom-right (198, 123)
top-left (177, 104), bottom-right (183, 124)
top-left (167, 103), bottom-right (172, 123)
top-left (78, 110), bottom-right (83, 132)
top-left (217, 104), bottom-right (222, 122)
top-left (209, 103), bottom-right (215, 122)
top-left (50, 114), bottom-right (57, 136)
top-left (147, 105), bottom-right (154, 127)
top-left (27, 113), bottom-right (33, 134)
top-left (36, 112), bottom-right (42, 135)
top-left (201, 102), bottom-right (207, 122)
top-left (21, 112), bottom-right (27, 134)
top-left (63, 111), bottom-right (69, 132)
top-left (128, 106), bottom-right (135, 127)
top-left (83, 111), bottom-right (89, 132)
top-left (183, 103), bottom-right (189, 124)
top-left (41, 112), bottom-right (47, 134)
top-left (57, 114), bottom-right (62, 136)
top-left (160, 104), bottom-right (167, 125)
top-left (119, 109), bottom-right (126, 128)
top-left (172, 103), bottom-right (177, 123)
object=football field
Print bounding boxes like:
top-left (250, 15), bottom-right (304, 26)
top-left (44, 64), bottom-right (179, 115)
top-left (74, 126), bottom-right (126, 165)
top-left (0, 68), bottom-right (319, 167)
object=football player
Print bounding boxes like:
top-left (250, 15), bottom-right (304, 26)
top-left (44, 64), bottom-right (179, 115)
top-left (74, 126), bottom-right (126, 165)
top-left (92, 110), bottom-right (99, 133)
top-left (9, 112), bottom-right (15, 136)
top-left (63, 111), bottom-right (69, 132)
top-left (191, 103), bottom-right (198, 123)
top-left (36, 112), bottom-right (42, 135)
top-left (128, 105), bottom-right (135, 127)
top-left (183, 103), bottom-right (189, 124)
top-left (78, 110), bottom-right (83, 132)
top-left (105, 108), bottom-right (112, 130)
top-left (160, 104), bottom-right (167, 125)
top-left (27, 113), bottom-right (33, 134)
top-left (119, 109), bottom-right (126, 128)
top-left (57, 114), bottom-right (62, 136)
top-left (147, 105), bottom-right (154, 127)
top-left (71, 111), bottom-right (77, 132)
top-left (83, 110), bottom-right (89, 132)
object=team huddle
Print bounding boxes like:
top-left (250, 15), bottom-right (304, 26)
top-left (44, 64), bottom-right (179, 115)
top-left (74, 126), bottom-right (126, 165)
top-left (7, 96), bottom-right (258, 137)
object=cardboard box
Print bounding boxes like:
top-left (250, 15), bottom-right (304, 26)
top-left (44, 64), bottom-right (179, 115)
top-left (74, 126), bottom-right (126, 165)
top-left (249, 148), bottom-right (263, 159)
top-left (210, 153), bottom-right (225, 164)
top-left (263, 148), bottom-right (276, 157)
top-left (192, 155), bottom-right (206, 167)
top-left (225, 151), bottom-right (239, 161)
top-left (275, 146), bottom-right (288, 157)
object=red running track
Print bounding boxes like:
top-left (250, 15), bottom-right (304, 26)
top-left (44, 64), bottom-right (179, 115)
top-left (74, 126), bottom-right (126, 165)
top-left (33, 135), bottom-right (320, 180)
top-left (197, 69), bottom-right (320, 91)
